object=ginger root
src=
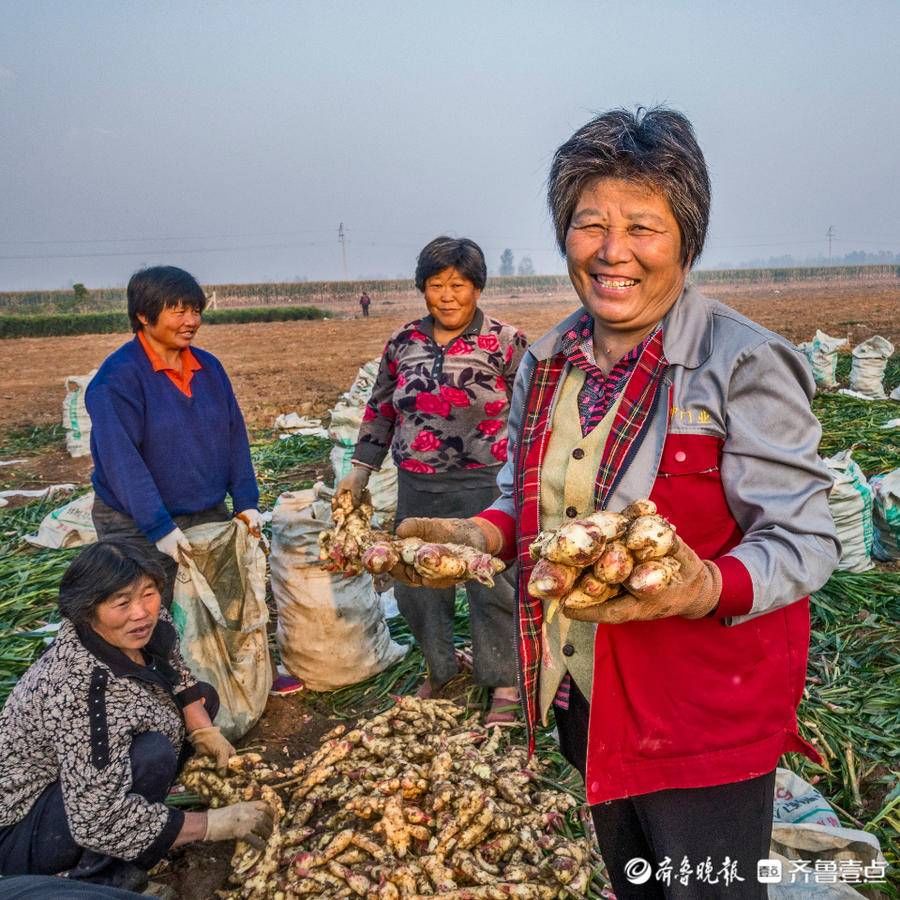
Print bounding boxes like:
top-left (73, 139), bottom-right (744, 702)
top-left (526, 558), bottom-right (581, 601)
top-left (527, 500), bottom-right (682, 618)
top-left (321, 494), bottom-right (505, 587)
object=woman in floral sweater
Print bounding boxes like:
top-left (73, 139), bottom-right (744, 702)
top-left (339, 236), bottom-right (528, 722)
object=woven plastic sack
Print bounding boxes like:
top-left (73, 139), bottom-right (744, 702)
top-left (327, 358), bottom-right (382, 447)
top-left (849, 336), bottom-right (894, 399)
top-left (269, 490), bottom-right (406, 691)
top-left (797, 331), bottom-right (847, 389)
top-left (24, 491), bottom-right (97, 549)
top-left (327, 356), bottom-right (398, 519)
top-left (329, 444), bottom-right (397, 522)
top-left (327, 402), bottom-right (366, 447)
top-left (870, 469), bottom-right (900, 561)
top-left (768, 769), bottom-right (885, 898)
top-left (171, 519), bottom-right (271, 741)
top-left (824, 451), bottom-right (874, 572)
top-left (62, 371), bottom-right (97, 458)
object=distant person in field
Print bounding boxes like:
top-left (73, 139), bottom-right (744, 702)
top-left (337, 237), bottom-right (529, 725)
top-left (359, 290), bottom-right (372, 317)
top-left (85, 267), bottom-right (303, 697)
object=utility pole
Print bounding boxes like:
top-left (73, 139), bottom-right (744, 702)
top-left (826, 225), bottom-right (835, 262)
top-left (338, 222), bottom-right (348, 279)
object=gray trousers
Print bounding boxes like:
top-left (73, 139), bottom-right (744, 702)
top-left (91, 497), bottom-right (230, 608)
top-left (394, 472), bottom-right (517, 689)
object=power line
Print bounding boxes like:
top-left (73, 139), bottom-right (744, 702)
top-left (0, 240), bottom-right (332, 261)
top-left (0, 230), bottom-right (896, 263)
top-left (0, 228), bottom-right (337, 245)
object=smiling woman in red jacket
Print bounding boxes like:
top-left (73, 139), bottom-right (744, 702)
top-left (396, 108), bottom-right (840, 898)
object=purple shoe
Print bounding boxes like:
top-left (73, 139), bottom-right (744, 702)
top-left (270, 674), bottom-right (304, 696)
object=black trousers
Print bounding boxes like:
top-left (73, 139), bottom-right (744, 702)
top-left (554, 682), bottom-right (774, 899)
top-left (0, 876), bottom-right (146, 899)
top-left (0, 683), bottom-right (218, 882)
top-left (92, 497), bottom-right (230, 608)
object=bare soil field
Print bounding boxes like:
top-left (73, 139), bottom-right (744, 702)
top-left (1, 280), bottom-right (897, 450)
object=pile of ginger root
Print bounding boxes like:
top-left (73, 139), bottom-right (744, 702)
top-left (319, 489), bottom-right (505, 588)
top-left (528, 499), bottom-right (680, 620)
top-left (181, 696), bottom-right (595, 899)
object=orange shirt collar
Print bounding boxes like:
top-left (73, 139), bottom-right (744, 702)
top-left (137, 330), bottom-right (202, 396)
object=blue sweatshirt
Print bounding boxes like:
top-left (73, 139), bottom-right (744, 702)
top-left (86, 337), bottom-right (259, 542)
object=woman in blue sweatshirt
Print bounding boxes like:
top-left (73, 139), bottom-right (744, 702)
top-left (86, 266), bottom-right (261, 607)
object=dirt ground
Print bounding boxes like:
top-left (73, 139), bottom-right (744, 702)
top-left (1, 279), bottom-right (897, 459)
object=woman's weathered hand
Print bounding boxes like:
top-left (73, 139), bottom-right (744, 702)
top-left (563, 538), bottom-right (721, 624)
top-left (205, 801), bottom-right (274, 849)
top-left (386, 560), bottom-right (459, 590)
top-left (335, 465), bottom-right (371, 505)
top-left (395, 517), bottom-right (501, 555)
top-left (188, 725), bottom-right (236, 775)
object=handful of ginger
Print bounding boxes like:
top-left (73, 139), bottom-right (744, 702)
top-left (319, 490), bottom-right (506, 588)
top-left (527, 499), bottom-right (681, 620)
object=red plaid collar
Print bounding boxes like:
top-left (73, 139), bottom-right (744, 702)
top-left (513, 328), bottom-right (669, 748)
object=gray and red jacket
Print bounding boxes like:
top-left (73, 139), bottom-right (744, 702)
top-left (478, 285), bottom-right (840, 805)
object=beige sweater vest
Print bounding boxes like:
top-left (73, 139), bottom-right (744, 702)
top-left (537, 367), bottom-right (623, 723)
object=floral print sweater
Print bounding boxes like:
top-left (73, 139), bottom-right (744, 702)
top-left (353, 309), bottom-right (528, 475)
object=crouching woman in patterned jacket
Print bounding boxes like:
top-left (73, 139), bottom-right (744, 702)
top-left (0, 541), bottom-right (274, 892)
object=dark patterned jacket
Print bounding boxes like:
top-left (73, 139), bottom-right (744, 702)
top-left (0, 611), bottom-right (202, 860)
top-left (353, 309), bottom-right (528, 475)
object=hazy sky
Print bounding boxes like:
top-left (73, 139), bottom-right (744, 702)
top-left (2, 0), bottom-right (898, 290)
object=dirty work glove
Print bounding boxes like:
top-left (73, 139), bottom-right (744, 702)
top-left (564, 538), bottom-right (721, 625)
top-left (155, 527), bottom-right (192, 564)
top-left (335, 464), bottom-right (371, 505)
top-left (395, 517), bottom-right (503, 556)
top-left (205, 801), bottom-right (274, 850)
top-left (187, 725), bottom-right (236, 775)
top-left (235, 508), bottom-right (263, 539)
top-left (387, 561), bottom-right (460, 591)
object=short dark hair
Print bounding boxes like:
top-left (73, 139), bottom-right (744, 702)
top-left (414, 237), bottom-right (487, 292)
top-left (127, 265), bottom-right (207, 332)
top-left (58, 540), bottom-right (165, 625)
top-left (547, 106), bottom-right (711, 267)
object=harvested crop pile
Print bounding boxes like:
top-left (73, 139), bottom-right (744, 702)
top-left (319, 491), bottom-right (506, 588)
top-left (527, 500), bottom-right (679, 619)
top-left (182, 696), bottom-right (594, 898)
